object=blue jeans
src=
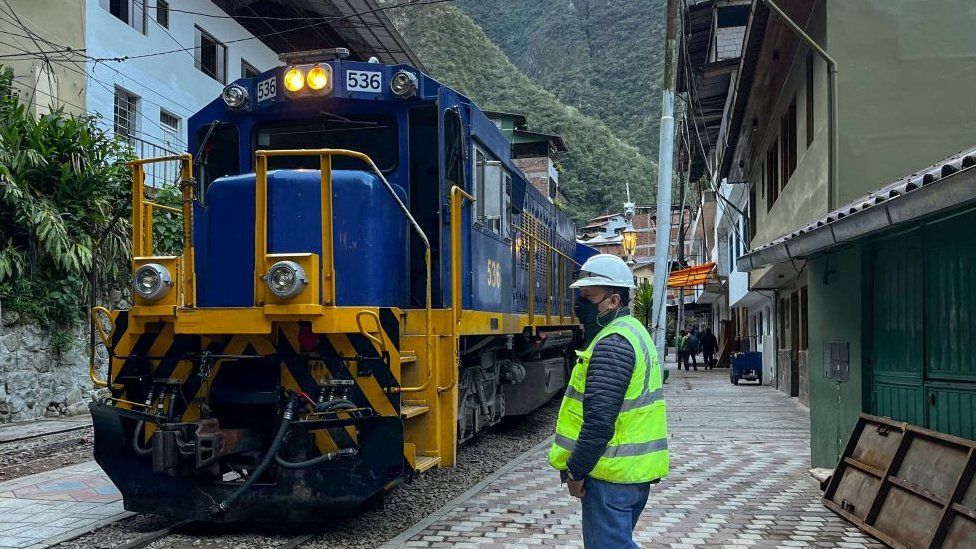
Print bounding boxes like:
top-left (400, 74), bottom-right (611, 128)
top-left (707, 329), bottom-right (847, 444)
top-left (581, 477), bottom-right (650, 548)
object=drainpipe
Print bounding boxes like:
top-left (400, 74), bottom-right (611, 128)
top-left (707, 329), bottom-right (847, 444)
top-left (763, 0), bottom-right (839, 210)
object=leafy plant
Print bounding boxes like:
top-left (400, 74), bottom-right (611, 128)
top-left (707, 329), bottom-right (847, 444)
top-left (149, 184), bottom-right (185, 255)
top-left (633, 279), bottom-right (654, 329)
top-left (0, 66), bottom-right (133, 347)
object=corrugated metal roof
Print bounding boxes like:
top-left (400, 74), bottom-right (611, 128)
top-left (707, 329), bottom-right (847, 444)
top-left (212, 0), bottom-right (424, 70)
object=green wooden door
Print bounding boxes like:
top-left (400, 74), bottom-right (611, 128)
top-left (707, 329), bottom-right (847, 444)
top-left (923, 211), bottom-right (976, 439)
top-left (870, 210), bottom-right (976, 439)
top-left (871, 232), bottom-right (925, 425)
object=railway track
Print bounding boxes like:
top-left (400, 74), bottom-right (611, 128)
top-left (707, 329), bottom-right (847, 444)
top-left (113, 520), bottom-right (319, 549)
top-left (49, 399), bottom-right (558, 549)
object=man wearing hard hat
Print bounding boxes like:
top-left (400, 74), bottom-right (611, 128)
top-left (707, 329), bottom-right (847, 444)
top-left (549, 254), bottom-right (669, 548)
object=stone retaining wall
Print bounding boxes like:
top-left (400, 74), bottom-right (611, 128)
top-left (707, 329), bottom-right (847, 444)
top-left (0, 308), bottom-right (107, 422)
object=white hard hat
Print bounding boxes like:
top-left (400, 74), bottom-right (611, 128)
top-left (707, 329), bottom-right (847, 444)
top-left (571, 254), bottom-right (636, 289)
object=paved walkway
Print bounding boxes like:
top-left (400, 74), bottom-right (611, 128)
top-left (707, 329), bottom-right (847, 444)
top-left (387, 367), bottom-right (881, 548)
top-left (0, 461), bottom-right (128, 549)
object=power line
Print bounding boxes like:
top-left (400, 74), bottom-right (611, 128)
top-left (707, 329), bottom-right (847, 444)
top-left (92, 0), bottom-right (456, 64)
top-left (0, 35), bottom-right (188, 147)
top-left (677, 0), bottom-right (750, 255)
top-left (140, 0), bottom-right (441, 22)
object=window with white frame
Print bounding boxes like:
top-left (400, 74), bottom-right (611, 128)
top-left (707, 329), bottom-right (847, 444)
top-left (156, 0), bottom-right (170, 28)
top-left (113, 87), bottom-right (139, 143)
top-left (195, 26), bottom-right (227, 83)
top-left (241, 59), bottom-right (260, 79)
top-left (101, 0), bottom-right (147, 34)
top-left (159, 109), bottom-right (180, 146)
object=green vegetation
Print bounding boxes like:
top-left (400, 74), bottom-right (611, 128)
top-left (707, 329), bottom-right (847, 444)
top-left (458, 0), bottom-right (666, 156)
top-left (390, 2), bottom-right (657, 221)
top-left (0, 67), bottom-right (131, 346)
top-left (633, 280), bottom-right (654, 328)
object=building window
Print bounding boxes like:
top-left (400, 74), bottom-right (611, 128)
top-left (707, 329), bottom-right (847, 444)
top-left (159, 110), bottom-right (180, 133)
top-left (195, 26), bottom-right (227, 83)
top-left (114, 87), bottom-right (139, 142)
top-left (765, 140), bottom-right (779, 211)
top-left (780, 96), bottom-right (797, 188)
top-left (156, 0), bottom-right (170, 28)
top-left (102, 0), bottom-right (146, 34)
top-left (806, 53), bottom-right (815, 147)
top-left (241, 60), bottom-right (260, 78)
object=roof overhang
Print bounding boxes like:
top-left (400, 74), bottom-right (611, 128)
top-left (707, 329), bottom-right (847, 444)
top-left (211, 0), bottom-right (424, 70)
top-left (719, 0), bottom-right (770, 179)
top-left (737, 147), bottom-right (976, 271)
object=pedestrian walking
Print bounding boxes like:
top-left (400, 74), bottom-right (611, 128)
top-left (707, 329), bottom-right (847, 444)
top-left (701, 327), bottom-right (718, 369)
top-left (686, 327), bottom-right (700, 370)
top-left (676, 329), bottom-right (688, 370)
top-left (550, 254), bottom-right (669, 549)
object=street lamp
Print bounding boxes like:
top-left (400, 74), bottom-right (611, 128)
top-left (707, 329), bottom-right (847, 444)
top-left (622, 224), bottom-right (637, 264)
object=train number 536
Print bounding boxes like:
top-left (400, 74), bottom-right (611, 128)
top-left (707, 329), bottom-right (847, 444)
top-left (486, 259), bottom-right (502, 288)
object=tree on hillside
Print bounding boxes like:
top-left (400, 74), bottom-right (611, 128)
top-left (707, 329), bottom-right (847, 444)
top-left (458, 0), bottom-right (667, 157)
top-left (389, 2), bottom-right (657, 221)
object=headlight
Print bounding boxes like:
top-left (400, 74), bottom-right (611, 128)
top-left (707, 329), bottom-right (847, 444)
top-left (132, 263), bottom-right (172, 301)
top-left (284, 67), bottom-right (305, 92)
top-left (307, 65), bottom-right (330, 91)
top-left (390, 70), bottom-right (418, 98)
top-left (265, 260), bottom-right (308, 299)
top-left (221, 84), bottom-right (248, 110)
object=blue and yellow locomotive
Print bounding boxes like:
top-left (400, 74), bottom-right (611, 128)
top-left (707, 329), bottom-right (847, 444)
top-left (90, 50), bottom-right (590, 522)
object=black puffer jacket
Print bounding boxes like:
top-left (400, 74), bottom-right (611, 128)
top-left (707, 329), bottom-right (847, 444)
top-left (566, 328), bottom-right (636, 478)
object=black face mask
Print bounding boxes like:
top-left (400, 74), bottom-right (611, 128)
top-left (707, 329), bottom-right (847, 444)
top-left (575, 293), bottom-right (613, 345)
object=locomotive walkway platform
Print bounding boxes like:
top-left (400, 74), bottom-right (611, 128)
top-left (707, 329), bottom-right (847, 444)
top-left (385, 365), bottom-right (882, 548)
top-left (0, 461), bottom-right (128, 549)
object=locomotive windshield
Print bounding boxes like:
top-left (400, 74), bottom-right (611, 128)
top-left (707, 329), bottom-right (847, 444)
top-left (255, 115), bottom-right (398, 172)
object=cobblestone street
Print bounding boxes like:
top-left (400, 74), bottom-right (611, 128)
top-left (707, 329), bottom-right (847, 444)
top-left (387, 366), bottom-right (882, 548)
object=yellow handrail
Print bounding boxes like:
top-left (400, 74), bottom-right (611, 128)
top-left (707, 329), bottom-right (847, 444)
top-left (252, 149), bottom-right (433, 393)
top-left (443, 185), bottom-right (475, 394)
top-left (511, 224), bottom-right (580, 322)
top-left (355, 310), bottom-right (388, 356)
top-left (129, 154), bottom-right (196, 307)
top-left (89, 307), bottom-right (113, 388)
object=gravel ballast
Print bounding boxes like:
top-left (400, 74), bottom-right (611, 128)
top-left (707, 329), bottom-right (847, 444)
top-left (0, 426), bottom-right (94, 481)
top-left (54, 399), bottom-right (559, 549)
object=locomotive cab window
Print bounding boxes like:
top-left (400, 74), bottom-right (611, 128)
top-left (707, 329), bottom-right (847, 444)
top-left (473, 145), bottom-right (508, 236)
top-left (255, 115), bottom-right (398, 172)
top-left (194, 122), bottom-right (239, 201)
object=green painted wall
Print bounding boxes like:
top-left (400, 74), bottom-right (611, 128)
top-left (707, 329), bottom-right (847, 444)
top-left (807, 245), bottom-right (866, 468)
top-left (827, 0), bottom-right (976, 205)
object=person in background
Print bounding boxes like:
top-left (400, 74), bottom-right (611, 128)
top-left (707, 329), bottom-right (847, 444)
top-left (701, 327), bottom-right (718, 369)
top-left (550, 254), bottom-right (669, 549)
top-left (686, 327), bottom-right (700, 371)
top-left (676, 329), bottom-right (688, 370)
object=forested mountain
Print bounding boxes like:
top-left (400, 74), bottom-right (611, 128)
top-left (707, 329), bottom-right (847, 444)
top-left (388, 1), bottom-right (657, 221)
top-left (458, 0), bottom-right (667, 156)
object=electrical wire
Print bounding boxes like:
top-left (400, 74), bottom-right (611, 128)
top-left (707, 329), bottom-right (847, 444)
top-left (90, 0), bottom-right (457, 64)
top-left (677, 0), bottom-right (751, 255)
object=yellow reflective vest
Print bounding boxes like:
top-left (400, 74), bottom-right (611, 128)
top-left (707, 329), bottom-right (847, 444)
top-left (549, 315), bottom-right (669, 483)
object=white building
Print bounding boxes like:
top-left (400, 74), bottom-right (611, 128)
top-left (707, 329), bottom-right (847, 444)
top-left (2, 0), bottom-right (421, 186)
top-left (87, 0), bottom-right (281, 185)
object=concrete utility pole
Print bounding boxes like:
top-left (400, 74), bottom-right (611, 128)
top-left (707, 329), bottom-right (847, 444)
top-left (651, 0), bottom-right (679, 363)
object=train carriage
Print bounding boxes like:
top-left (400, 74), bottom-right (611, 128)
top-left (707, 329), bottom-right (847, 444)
top-left (89, 50), bottom-right (590, 522)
